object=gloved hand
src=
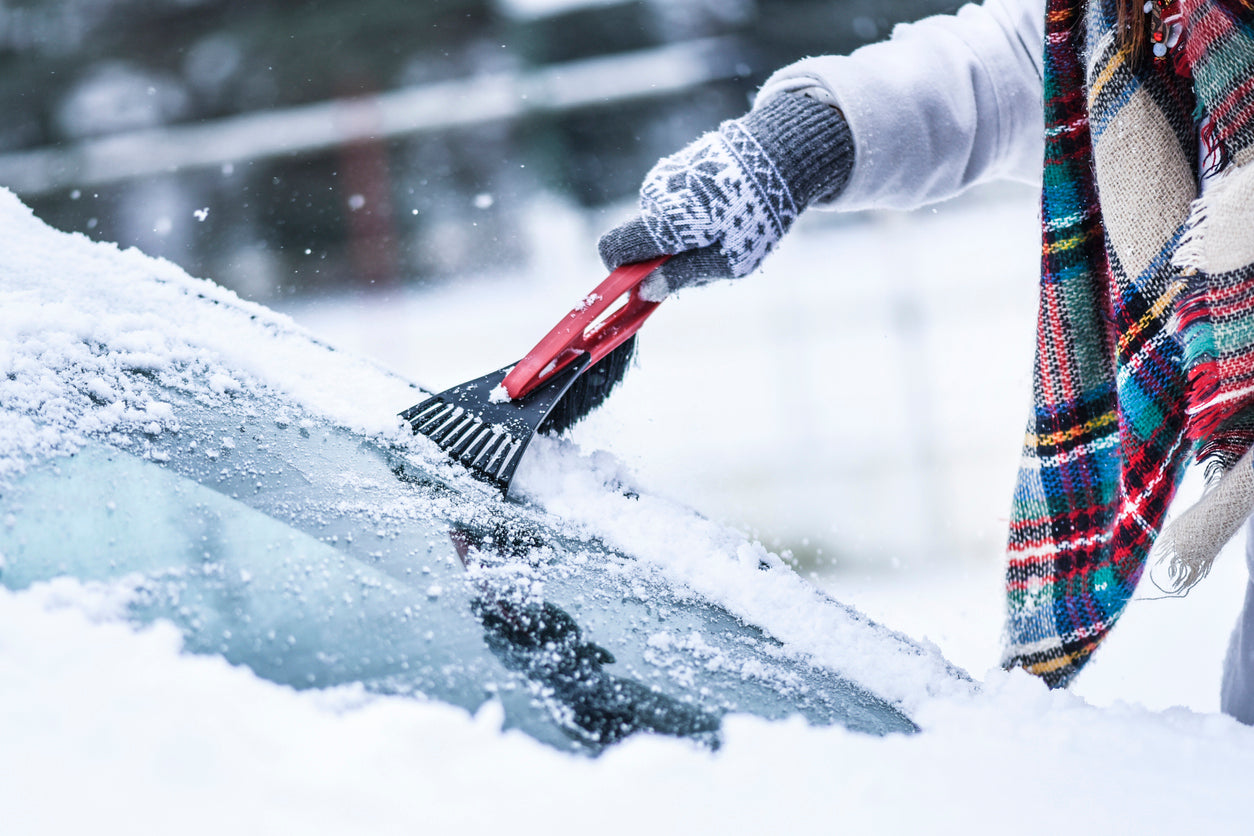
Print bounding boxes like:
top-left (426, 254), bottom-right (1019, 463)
top-left (598, 91), bottom-right (854, 298)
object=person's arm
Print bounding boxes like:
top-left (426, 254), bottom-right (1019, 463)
top-left (760, 0), bottom-right (1045, 212)
top-left (600, 0), bottom-right (1046, 293)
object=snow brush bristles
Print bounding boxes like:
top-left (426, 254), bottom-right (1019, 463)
top-left (401, 256), bottom-right (667, 494)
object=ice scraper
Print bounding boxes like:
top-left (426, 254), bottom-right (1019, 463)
top-left (400, 256), bottom-right (668, 493)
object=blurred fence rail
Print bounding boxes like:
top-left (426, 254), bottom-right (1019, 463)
top-left (0, 37), bottom-right (746, 197)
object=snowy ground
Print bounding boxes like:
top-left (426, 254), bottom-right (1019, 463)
top-left (4, 184), bottom-right (1254, 834)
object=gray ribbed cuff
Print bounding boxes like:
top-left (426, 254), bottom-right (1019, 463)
top-left (740, 91), bottom-right (854, 208)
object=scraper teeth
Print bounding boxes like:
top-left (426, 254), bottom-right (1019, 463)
top-left (500, 440), bottom-right (523, 472)
top-left (469, 429), bottom-right (507, 469)
top-left (479, 434), bottom-right (514, 478)
top-left (409, 401), bottom-right (455, 435)
top-left (457, 424), bottom-right (497, 464)
top-left (402, 398), bottom-right (438, 425)
top-left (399, 399), bottom-right (427, 423)
top-left (405, 394), bottom-right (519, 486)
top-left (488, 438), bottom-right (523, 481)
top-left (420, 413), bottom-right (450, 438)
top-left (445, 417), bottom-right (486, 457)
top-left (429, 409), bottom-right (471, 444)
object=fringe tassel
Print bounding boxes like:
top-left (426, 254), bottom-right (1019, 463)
top-left (1172, 191), bottom-right (1211, 276)
top-left (1152, 175), bottom-right (1254, 593)
top-left (1150, 444), bottom-right (1254, 595)
top-left (1199, 426), bottom-right (1254, 480)
top-left (1170, 184), bottom-right (1244, 441)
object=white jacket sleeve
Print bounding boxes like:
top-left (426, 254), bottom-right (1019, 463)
top-left (756, 0), bottom-right (1045, 212)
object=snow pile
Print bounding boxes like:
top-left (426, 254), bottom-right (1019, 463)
top-left (6, 578), bottom-right (1254, 835)
top-left (0, 188), bottom-right (415, 483)
top-left (513, 436), bottom-right (969, 711)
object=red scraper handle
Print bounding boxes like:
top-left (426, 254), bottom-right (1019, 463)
top-left (501, 255), bottom-right (670, 401)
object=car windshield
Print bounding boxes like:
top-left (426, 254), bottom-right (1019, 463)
top-left (0, 383), bottom-right (918, 752)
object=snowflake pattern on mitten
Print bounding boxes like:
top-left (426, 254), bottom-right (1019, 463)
top-left (638, 120), bottom-right (799, 278)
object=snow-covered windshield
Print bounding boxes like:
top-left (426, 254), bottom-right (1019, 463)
top-left (0, 382), bottom-right (917, 750)
top-left (0, 185), bottom-right (969, 755)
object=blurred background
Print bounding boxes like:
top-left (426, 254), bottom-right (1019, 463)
top-left (0, 0), bottom-right (1041, 598)
top-left (0, 0), bottom-right (969, 295)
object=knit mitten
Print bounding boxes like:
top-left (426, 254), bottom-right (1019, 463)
top-left (598, 91), bottom-right (854, 297)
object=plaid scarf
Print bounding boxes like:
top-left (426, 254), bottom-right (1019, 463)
top-left (1002, 0), bottom-right (1254, 686)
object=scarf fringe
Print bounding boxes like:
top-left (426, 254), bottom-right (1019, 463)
top-left (1171, 168), bottom-right (1254, 441)
top-left (1151, 443), bottom-right (1254, 594)
top-left (1172, 192), bottom-right (1212, 276)
top-left (1162, 165), bottom-right (1254, 585)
